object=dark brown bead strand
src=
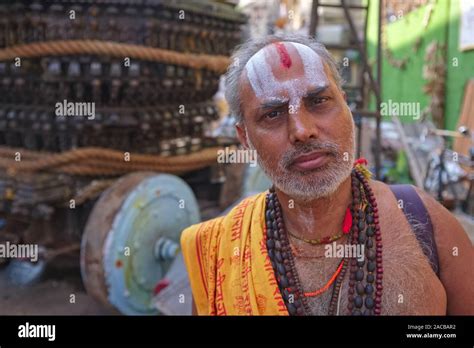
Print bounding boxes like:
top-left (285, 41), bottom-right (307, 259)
top-left (355, 180), bottom-right (369, 315)
top-left (362, 203), bottom-right (376, 315)
top-left (347, 174), bottom-right (362, 314)
top-left (265, 190), bottom-right (309, 315)
top-left (354, 169), bottom-right (383, 315)
top-left (274, 193), bottom-right (309, 315)
top-left (346, 170), bottom-right (383, 315)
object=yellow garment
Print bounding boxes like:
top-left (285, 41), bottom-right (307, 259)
top-left (180, 191), bottom-right (289, 315)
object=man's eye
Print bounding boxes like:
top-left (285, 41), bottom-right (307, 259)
top-left (311, 97), bottom-right (329, 105)
top-left (265, 110), bottom-right (282, 119)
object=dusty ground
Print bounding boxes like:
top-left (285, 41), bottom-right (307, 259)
top-left (0, 262), bottom-right (114, 315)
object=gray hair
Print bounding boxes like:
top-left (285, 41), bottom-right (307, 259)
top-left (224, 33), bottom-right (344, 125)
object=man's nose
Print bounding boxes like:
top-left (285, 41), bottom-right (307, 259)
top-left (288, 107), bottom-right (319, 144)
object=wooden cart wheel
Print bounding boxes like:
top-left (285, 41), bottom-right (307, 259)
top-left (80, 172), bottom-right (200, 315)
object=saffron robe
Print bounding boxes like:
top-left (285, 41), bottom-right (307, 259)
top-left (180, 192), bottom-right (289, 315)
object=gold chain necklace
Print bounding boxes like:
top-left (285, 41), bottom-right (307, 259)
top-left (286, 207), bottom-right (353, 245)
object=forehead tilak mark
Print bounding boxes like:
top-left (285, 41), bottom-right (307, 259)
top-left (245, 47), bottom-right (274, 99)
top-left (244, 42), bottom-right (329, 107)
top-left (274, 42), bottom-right (292, 69)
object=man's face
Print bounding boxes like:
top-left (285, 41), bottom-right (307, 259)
top-left (236, 41), bottom-right (355, 202)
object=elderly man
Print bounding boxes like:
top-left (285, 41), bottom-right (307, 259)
top-left (181, 34), bottom-right (474, 316)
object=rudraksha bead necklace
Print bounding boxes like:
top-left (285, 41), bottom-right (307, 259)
top-left (265, 167), bottom-right (383, 315)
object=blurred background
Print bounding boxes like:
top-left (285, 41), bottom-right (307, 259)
top-left (0, 0), bottom-right (471, 315)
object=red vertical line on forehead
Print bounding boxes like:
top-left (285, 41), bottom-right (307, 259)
top-left (274, 42), bottom-right (292, 69)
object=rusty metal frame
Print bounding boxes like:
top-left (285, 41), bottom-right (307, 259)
top-left (309, 0), bottom-right (383, 178)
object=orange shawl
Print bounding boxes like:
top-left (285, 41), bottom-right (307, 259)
top-left (180, 192), bottom-right (288, 315)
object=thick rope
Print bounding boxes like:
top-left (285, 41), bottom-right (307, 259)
top-left (0, 40), bottom-right (230, 73)
top-left (0, 146), bottom-right (231, 176)
top-left (72, 179), bottom-right (117, 205)
top-left (0, 146), bottom-right (45, 159)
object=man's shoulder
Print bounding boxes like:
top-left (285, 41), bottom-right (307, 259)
top-left (180, 191), bottom-right (268, 247)
top-left (180, 216), bottom-right (225, 248)
top-left (371, 179), bottom-right (472, 264)
top-left (370, 179), bottom-right (449, 224)
top-left (410, 185), bottom-right (471, 249)
top-left (370, 178), bottom-right (445, 215)
top-left (370, 179), bottom-right (430, 208)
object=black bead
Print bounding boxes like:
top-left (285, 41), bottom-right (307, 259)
top-left (367, 261), bottom-right (376, 272)
top-left (287, 303), bottom-right (297, 315)
top-left (366, 274), bottom-right (375, 283)
top-left (272, 221), bottom-right (278, 231)
top-left (366, 226), bottom-right (374, 236)
top-left (355, 269), bottom-right (364, 281)
top-left (356, 283), bottom-right (365, 295)
top-left (365, 296), bottom-right (374, 309)
top-left (358, 220), bottom-right (365, 230)
top-left (273, 230), bottom-right (280, 239)
top-left (366, 214), bottom-right (374, 224)
top-left (280, 275), bottom-right (289, 288)
top-left (266, 239), bottom-right (275, 250)
top-left (275, 251), bottom-right (283, 263)
top-left (365, 284), bottom-right (374, 295)
top-left (367, 250), bottom-right (376, 261)
top-left (354, 296), bottom-right (363, 308)
top-left (358, 232), bottom-right (366, 243)
top-left (265, 210), bottom-right (272, 222)
top-left (277, 263), bottom-right (286, 275)
top-left (268, 249), bottom-right (275, 259)
top-left (363, 309), bottom-right (373, 315)
top-left (367, 238), bottom-right (374, 248)
top-left (352, 309), bottom-right (362, 316)
top-left (357, 259), bottom-right (365, 267)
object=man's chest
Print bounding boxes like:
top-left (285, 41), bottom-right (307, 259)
top-left (293, 206), bottom-right (447, 315)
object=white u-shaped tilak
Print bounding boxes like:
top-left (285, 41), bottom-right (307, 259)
top-left (245, 42), bottom-right (329, 113)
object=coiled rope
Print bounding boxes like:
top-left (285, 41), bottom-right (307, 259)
top-left (0, 40), bottom-right (230, 73)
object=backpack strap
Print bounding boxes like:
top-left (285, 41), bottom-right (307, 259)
top-left (389, 184), bottom-right (440, 276)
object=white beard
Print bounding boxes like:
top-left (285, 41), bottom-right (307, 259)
top-left (246, 126), bottom-right (355, 203)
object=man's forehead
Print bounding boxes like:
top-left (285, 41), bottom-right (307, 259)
top-left (244, 41), bottom-right (322, 71)
top-left (241, 41), bottom-right (329, 102)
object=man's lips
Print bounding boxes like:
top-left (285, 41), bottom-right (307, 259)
top-left (291, 151), bottom-right (330, 170)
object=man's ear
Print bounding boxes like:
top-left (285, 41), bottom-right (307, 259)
top-left (236, 122), bottom-right (250, 149)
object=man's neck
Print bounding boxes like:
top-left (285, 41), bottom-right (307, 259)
top-left (275, 175), bottom-right (352, 240)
